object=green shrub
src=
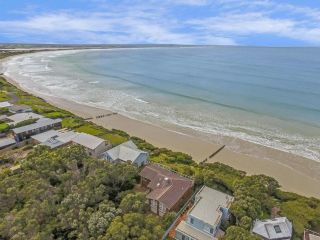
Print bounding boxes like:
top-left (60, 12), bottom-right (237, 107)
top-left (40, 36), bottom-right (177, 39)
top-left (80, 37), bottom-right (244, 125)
top-left (0, 123), bottom-right (9, 133)
top-left (62, 117), bottom-right (84, 128)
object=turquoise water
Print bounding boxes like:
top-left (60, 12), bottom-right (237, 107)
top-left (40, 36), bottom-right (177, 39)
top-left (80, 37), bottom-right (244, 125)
top-left (4, 47), bottom-right (320, 160)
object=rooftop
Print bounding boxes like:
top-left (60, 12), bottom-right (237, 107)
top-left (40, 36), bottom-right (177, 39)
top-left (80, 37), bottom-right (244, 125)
top-left (304, 229), bottom-right (320, 240)
top-left (0, 101), bottom-right (12, 108)
top-left (176, 220), bottom-right (215, 240)
top-left (189, 186), bottom-right (234, 227)
top-left (13, 118), bottom-right (62, 134)
top-left (7, 112), bottom-right (43, 125)
top-left (71, 132), bottom-right (105, 150)
top-left (105, 140), bottom-right (147, 162)
top-left (9, 104), bottom-right (32, 112)
top-left (139, 164), bottom-right (194, 209)
top-left (0, 137), bottom-right (16, 148)
top-left (252, 217), bottom-right (293, 240)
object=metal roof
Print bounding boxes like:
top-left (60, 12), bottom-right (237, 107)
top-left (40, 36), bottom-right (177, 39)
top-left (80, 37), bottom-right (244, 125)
top-left (0, 101), bottom-right (12, 108)
top-left (0, 137), bottom-right (16, 148)
top-left (12, 118), bottom-right (62, 134)
top-left (71, 132), bottom-right (105, 150)
top-left (252, 217), bottom-right (293, 239)
top-left (176, 220), bottom-right (215, 240)
top-left (7, 112), bottom-right (43, 125)
top-left (104, 140), bottom-right (147, 163)
top-left (189, 186), bottom-right (234, 227)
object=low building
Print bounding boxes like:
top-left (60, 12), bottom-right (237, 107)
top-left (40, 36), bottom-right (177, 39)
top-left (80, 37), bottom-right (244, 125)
top-left (139, 164), bottom-right (194, 216)
top-left (304, 229), bottom-right (320, 240)
top-left (12, 118), bottom-right (62, 142)
top-left (8, 105), bottom-right (32, 114)
top-left (32, 130), bottom-right (108, 157)
top-left (0, 101), bottom-right (12, 108)
top-left (71, 132), bottom-right (108, 157)
top-left (31, 129), bottom-right (77, 149)
top-left (101, 140), bottom-right (148, 166)
top-left (6, 112), bottom-right (43, 125)
top-left (252, 217), bottom-right (293, 240)
top-left (175, 186), bottom-right (234, 240)
top-left (0, 137), bottom-right (16, 150)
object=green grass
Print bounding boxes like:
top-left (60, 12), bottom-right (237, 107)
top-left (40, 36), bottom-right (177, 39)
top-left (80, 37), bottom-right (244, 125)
top-left (61, 117), bottom-right (84, 128)
top-left (44, 111), bottom-right (70, 119)
top-left (0, 123), bottom-right (9, 133)
top-left (76, 124), bottom-right (104, 136)
top-left (0, 91), bottom-right (9, 101)
top-left (102, 133), bottom-right (127, 145)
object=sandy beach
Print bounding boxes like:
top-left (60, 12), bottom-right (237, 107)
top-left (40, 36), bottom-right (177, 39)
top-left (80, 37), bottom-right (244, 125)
top-left (1, 56), bottom-right (319, 198)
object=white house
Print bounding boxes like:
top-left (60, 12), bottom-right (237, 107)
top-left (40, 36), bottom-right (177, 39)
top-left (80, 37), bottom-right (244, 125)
top-left (252, 217), bottom-right (293, 240)
top-left (32, 130), bottom-right (108, 157)
top-left (175, 186), bottom-right (234, 240)
top-left (31, 129), bottom-right (78, 149)
top-left (101, 140), bottom-right (148, 167)
top-left (71, 132), bottom-right (108, 157)
top-left (0, 101), bottom-right (12, 108)
top-left (7, 112), bottom-right (43, 125)
top-left (8, 105), bottom-right (32, 114)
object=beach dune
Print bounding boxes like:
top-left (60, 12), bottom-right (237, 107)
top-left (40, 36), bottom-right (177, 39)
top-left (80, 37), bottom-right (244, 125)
top-left (43, 95), bottom-right (320, 198)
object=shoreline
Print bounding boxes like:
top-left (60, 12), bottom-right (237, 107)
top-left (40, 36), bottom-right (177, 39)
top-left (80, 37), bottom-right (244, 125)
top-left (1, 53), bottom-right (320, 198)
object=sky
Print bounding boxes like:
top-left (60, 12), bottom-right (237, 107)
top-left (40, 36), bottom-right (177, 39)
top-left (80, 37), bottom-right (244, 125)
top-left (0, 0), bottom-right (320, 46)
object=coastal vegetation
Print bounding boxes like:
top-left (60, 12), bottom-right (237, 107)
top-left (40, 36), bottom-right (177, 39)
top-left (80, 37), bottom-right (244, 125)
top-left (0, 145), bottom-right (166, 239)
top-left (0, 52), bottom-right (319, 239)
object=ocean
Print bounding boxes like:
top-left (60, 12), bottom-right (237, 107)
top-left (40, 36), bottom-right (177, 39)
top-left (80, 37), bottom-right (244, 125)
top-left (3, 46), bottom-right (320, 161)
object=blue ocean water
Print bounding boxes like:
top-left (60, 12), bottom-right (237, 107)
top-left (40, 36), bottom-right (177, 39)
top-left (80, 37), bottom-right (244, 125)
top-left (4, 47), bottom-right (320, 160)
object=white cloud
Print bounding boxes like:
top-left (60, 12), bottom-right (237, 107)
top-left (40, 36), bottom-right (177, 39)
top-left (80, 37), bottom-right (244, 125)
top-left (187, 10), bottom-right (320, 44)
top-left (0, 0), bottom-right (320, 45)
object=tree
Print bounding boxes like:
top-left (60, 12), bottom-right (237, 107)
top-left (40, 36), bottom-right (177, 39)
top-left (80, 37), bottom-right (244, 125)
top-left (119, 192), bottom-right (147, 213)
top-left (224, 226), bottom-right (260, 240)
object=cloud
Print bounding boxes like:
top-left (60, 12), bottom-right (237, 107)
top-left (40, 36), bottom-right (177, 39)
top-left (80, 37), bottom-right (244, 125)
top-left (188, 10), bottom-right (320, 45)
top-left (0, 0), bottom-right (319, 45)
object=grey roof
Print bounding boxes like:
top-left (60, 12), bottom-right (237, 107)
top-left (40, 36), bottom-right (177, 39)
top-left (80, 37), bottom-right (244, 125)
top-left (0, 115), bottom-right (7, 120)
top-left (189, 186), bottom-right (234, 227)
top-left (252, 217), bottom-right (293, 240)
top-left (13, 118), bottom-right (62, 134)
top-left (0, 137), bottom-right (16, 148)
top-left (0, 101), bottom-right (12, 108)
top-left (104, 140), bottom-right (147, 163)
top-left (7, 112), bottom-right (43, 125)
top-left (71, 132), bottom-right (105, 150)
top-left (32, 130), bottom-right (79, 149)
top-left (9, 105), bottom-right (32, 112)
top-left (31, 130), bottom-right (59, 143)
top-left (176, 220), bottom-right (216, 240)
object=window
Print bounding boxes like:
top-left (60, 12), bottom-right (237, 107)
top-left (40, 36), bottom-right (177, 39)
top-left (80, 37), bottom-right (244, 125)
top-left (274, 225), bottom-right (281, 234)
top-left (210, 228), bottom-right (214, 234)
top-left (190, 217), bottom-right (194, 224)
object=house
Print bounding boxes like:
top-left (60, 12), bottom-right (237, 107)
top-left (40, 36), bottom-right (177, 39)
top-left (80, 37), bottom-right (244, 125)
top-left (0, 101), bottom-right (12, 108)
top-left (12, 118), bottom-right (62, 142)
top-left (31, 129), bottom-right (77, 149)
top-left (71, 132), bottom-right (108, 157)
top-left (304, 229), bottom-right (320, 240)
top-left (252, 217), bottom-right (293, 240)
top-left (6, 112), bottom-right (43, 125)
top-left (32, 130), bottom-right (108, 157)
top-left (9, 105), bottom-right (32, 114)
top-left (175, 186), bottom-right (234, 240)
top-left (0, 137), bottom-right (16, 150)
top-left (139, 164), bottom-right (194, 216)
top-left (101, 140), bottom-right (148, 166)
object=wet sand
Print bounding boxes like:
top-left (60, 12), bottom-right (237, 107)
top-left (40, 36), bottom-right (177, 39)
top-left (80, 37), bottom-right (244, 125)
top-left (2, 71), bottom-right (320, 198)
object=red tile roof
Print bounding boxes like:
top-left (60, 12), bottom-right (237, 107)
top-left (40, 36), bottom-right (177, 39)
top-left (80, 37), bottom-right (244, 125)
top-left (139, 164), bottom-right (194, 209)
